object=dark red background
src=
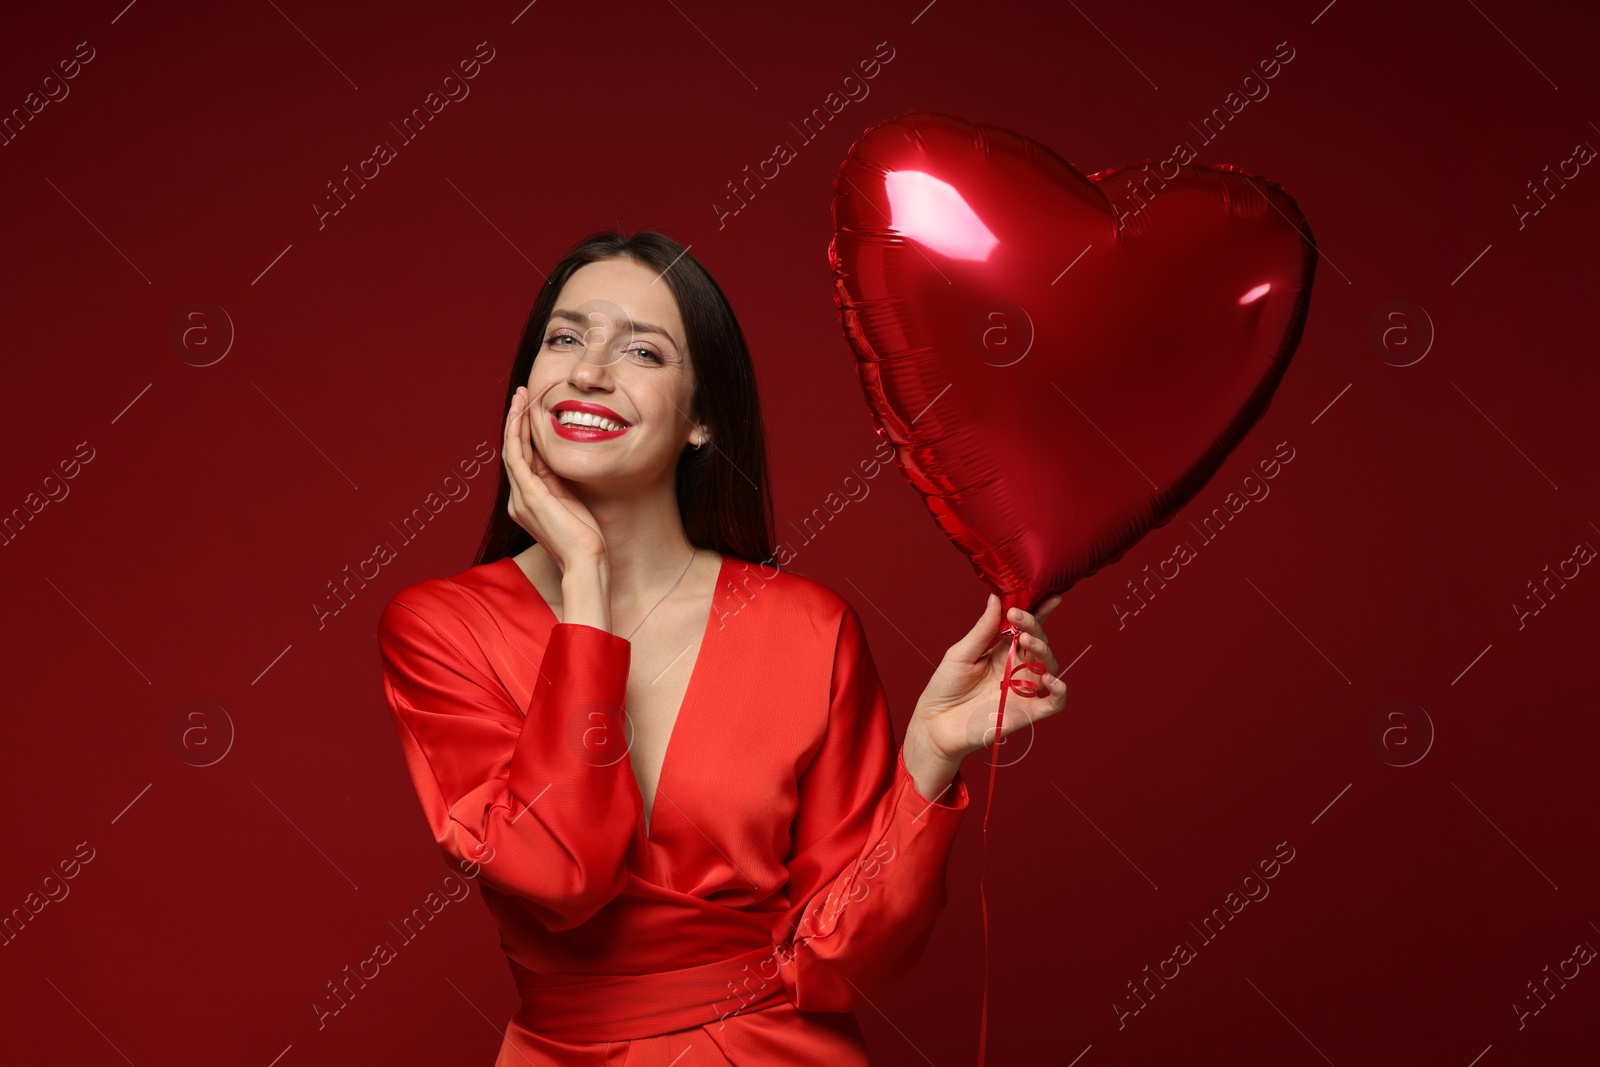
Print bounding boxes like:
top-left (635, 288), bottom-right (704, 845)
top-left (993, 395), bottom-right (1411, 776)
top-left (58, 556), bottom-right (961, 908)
top-left (3, 1), bottom-right (1596, 1064)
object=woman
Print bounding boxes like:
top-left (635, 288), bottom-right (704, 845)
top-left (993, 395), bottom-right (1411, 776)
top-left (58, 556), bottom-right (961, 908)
top-left (376, 230), bottom-right (1067, 1065)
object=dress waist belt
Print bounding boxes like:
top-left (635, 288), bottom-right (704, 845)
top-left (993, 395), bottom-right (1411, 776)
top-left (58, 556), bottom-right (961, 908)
top-left (508, 945), bottom-right (791, 1042)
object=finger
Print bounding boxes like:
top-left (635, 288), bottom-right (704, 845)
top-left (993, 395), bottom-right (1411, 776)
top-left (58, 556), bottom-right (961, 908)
top-left (1049, 671), bottom-right (1069, 713)
top-left (503, 391), bottom-right (548, 520)
top-left (981, 596), bottom-right (1049, 660)
top-left (953, 593), bottom-right (1004, 663)
top-left (517, 391), bottom-right (552, 489)
top-left (523, 385), bottom-right (569, 487)
top-left (503, 387), bottom-right (520, 436)
top-left (992, 681), bottom-right (1065, 741)
top-left (1006, 605), bottom-right (1049, 644)
top-left (1036, 593), bottom-right (1064, 622)
top-left (528, 385), bottom-right (560, 473)
top-left (504, 388), bottom-right (527, 461)
top-left (523, 387), bottom-right (547, 470)
top-left (1019, 632), bottom-right (1058, 677)
top-left (511, 387), bottom-right (534, 468)
top-left (1007, 671), bottom-right (1067, 729)
top-left (503, 392), bottom-right (534, 489)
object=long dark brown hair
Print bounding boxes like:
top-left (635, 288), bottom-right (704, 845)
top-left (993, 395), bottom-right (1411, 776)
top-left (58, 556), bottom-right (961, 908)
top-left (473, 230), bottom-right (775, 570)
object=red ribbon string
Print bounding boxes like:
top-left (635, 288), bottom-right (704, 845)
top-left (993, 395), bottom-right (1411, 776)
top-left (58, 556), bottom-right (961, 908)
top-left (977, 621), bottom-right (1047, 1067)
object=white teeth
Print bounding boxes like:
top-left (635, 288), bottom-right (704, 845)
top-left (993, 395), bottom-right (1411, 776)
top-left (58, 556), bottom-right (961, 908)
top-left (557, 410), bottom-right (626, 432)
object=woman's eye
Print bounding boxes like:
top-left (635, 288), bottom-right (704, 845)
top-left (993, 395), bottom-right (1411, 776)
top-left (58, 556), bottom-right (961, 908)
top-left (544, 332), bottom-right (661, 364)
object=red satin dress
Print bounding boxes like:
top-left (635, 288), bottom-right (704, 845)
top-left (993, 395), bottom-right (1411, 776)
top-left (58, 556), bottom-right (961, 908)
top-left (375, 553), bottom-right (970, 1065)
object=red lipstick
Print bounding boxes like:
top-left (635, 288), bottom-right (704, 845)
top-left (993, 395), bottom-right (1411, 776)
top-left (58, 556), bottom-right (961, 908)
top-left (550, 399), bottom-right (631, 442)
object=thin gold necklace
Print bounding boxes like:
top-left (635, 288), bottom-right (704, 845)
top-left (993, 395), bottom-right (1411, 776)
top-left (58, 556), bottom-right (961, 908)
top-left (623, 547), bottom-right (698, 640)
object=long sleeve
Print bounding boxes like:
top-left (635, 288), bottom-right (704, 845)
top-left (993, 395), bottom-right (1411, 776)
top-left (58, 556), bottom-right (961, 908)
top-left (376, 587), bottom-right (643, 931)
top-left (769, 603), bottom-right (970, 1011)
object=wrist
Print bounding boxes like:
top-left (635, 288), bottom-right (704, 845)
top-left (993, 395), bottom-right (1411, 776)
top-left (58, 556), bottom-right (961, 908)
top-left (560, 557), bottom-right (612, 631)
top-left (902, 719), bottom-right (962, 803)
top-left (908, 700), bottom-right (971, 765)
top-left (559, 551), bottom-right (608, 579)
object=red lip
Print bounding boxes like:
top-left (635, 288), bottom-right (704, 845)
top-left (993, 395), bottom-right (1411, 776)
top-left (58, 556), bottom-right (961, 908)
top-left (551, 399), bottom-right (630, 426)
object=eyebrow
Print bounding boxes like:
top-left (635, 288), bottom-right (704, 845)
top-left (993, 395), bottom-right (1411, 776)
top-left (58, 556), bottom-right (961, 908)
top-left (549, 308), bottom-right (681, 352)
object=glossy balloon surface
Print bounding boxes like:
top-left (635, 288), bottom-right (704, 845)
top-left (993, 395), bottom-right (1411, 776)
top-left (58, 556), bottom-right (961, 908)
top-left (829, 109), bottom-right (1318, 618)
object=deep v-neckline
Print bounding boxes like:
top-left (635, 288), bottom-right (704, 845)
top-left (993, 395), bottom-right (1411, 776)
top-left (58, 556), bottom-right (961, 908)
top-left (503, 551), bottom-right (728, 841)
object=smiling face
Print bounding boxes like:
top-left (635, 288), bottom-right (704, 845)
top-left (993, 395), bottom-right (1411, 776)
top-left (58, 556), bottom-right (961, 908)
top-left (527, 256), bottom-right (702, 490)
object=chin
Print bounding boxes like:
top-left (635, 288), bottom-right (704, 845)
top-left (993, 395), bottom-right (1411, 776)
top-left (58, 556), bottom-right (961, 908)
top-left (542, 448), bottom-right (621, 481)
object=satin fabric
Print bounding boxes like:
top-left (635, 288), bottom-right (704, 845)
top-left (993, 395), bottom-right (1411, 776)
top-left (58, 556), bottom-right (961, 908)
top-left (376, 553), bottom-right (970, 1065)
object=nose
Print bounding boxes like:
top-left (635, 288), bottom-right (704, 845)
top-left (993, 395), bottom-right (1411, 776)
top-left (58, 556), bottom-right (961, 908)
top-left (567, 327), bottom-right (619, 389)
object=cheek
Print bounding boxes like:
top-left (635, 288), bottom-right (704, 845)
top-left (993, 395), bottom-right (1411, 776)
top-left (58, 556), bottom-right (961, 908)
top-left (524, 366), bottom-right (561, 403)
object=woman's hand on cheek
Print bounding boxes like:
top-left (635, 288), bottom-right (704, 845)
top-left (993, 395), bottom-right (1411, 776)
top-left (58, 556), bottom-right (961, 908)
top-left (504, 385), bottom-right (608, 572)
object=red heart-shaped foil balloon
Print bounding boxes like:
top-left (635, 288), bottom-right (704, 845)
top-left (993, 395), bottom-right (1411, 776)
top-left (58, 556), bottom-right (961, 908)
top-left (828, 109), bottom-right (1317, 620)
